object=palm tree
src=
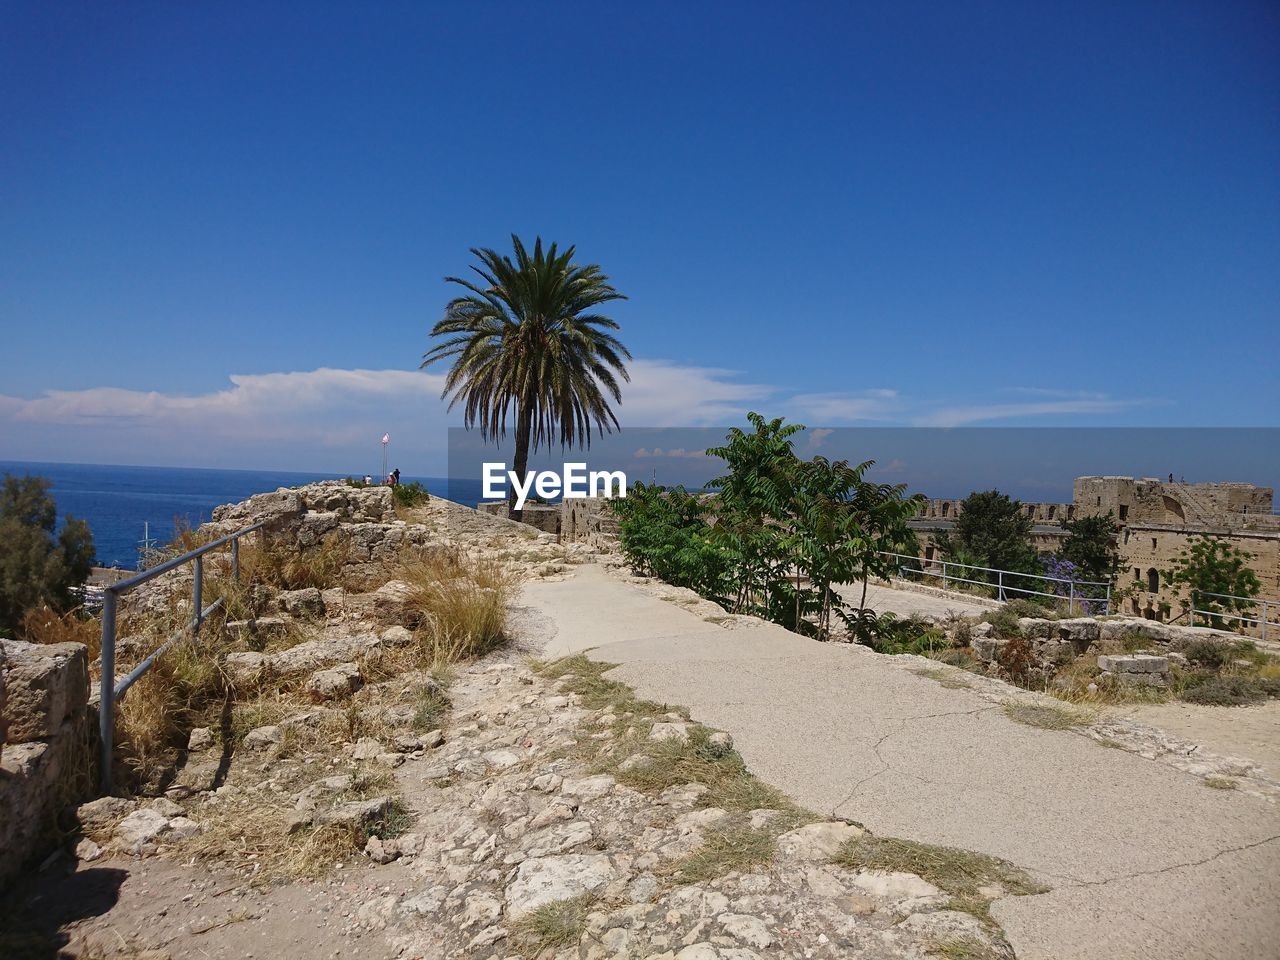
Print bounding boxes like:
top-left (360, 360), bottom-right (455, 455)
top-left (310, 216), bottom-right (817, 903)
top-left (423, 235), bottom-right (631, 520)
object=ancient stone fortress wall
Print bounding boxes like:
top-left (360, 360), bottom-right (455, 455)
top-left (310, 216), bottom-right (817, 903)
top-left (0, 638), bottom-right (94, 888)
top-left (477, 497), bottom-right (620, 547)
top-left (908, 477), bottom-right (1280, 623)
top-left (477, 501), bottom-right (562, 536)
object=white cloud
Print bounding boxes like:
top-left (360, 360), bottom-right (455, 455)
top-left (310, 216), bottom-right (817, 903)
top-left (0, 363), bottom-right (1161, 473)
top-left (633, 447), bottom-right (710, 459)
top-left (616, 359), bottom-right (776, 426)
top-left (915, 395), bottom-right (1154, 428)
top-left (787, 390), bottom-right (900, 423)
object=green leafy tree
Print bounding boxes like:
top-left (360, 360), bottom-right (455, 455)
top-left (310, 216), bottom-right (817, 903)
top-left (423, 235), bottom-right (630, 521)
top-left (1057, 512), bottom-right (1122, 583)
top-left (1164, 536), bottom-right (1261, 629)
top-left (935, 490), bottom-right (1039, 588)
top-left (784, 456), bottom-right (923, 641)
top-left (0, 474), bottom-right (95, 638)
top-left (612, 483), bottom-right (729, 599)
top-left (706, 413), bottom-right (804, 614)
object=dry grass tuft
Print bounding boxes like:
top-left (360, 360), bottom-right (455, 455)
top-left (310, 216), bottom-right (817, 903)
top-left (114, 624), bottom-right (232, 789)
top-left (21, 606), bottom-right (101, 658)
top-left (662, 825), bottom-right (776, 884)
top-left (183, 801), bottom-right (365, 884)
top-left (510, 896), bottom-right (593, 957)
top-left (932, 937), bottom-right (1008, 960)
top-left (397, 547), bottom-right (520, 665)
top-left (1204, 775), bottom-right (1238, 790)
top-left (835, 833), bottom-right (1046, 919)
top-left (911, 666), bottom-right (973, 690)
top-left (236, 533), bottom-right (350, 591)
top-left (1002, 701), bottom-right (1094, 731)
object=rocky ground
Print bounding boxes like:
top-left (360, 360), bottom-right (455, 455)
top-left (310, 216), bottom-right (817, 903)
top-left (2, 487), bottom-right (1032, 960)
top-left (7, 636), bottom-right (1026, 960)
top-left (10, 485), bottom-right (1276, 960)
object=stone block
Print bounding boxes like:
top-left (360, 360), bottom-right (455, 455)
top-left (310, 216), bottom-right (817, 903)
top-left (0, 640), bottom-right (89, 743)
top-left (972, 636), bottom-right (1006, 662)
top-left (278, 587), bottom-right (325, 618)
top-left (1097, 654), bottom-right (1168, 675)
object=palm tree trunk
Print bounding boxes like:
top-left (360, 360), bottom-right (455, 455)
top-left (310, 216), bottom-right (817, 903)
top-left (510, 404), bottom-right (533, 522)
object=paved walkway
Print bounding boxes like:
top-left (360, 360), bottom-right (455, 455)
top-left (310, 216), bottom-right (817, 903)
top-left (836, 580), bottom-right (996, 620)
top-left (520, 565), bottom-right (1280, 960)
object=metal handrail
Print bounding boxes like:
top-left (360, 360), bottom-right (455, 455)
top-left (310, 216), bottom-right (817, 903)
top-left (877, 551), bottom-right (1112, 615)
top-left (98, 519), bottom-right (269, 792)
top-left (1190, 589), bottom-right (1273, 642)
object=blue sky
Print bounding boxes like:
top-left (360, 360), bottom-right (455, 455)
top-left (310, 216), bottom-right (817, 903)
top-left (2, 1), bottom-right (1278, 476)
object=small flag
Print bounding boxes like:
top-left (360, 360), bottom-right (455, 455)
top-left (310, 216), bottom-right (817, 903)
top-left (381, 433), bottom-right (390, 444)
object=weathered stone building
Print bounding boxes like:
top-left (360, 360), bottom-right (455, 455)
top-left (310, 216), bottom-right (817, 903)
top-left (911, 477), bottom-right (1280, 625)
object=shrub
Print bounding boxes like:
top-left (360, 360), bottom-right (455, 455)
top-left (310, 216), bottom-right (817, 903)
top-left (864, 613), bottom-right (949, 656)
top-left (392, 481), bottom-right (430, 508)
top-left (1180, 639), bottom-right (1230, 670)
top-left (1179, 675), bottom-right (1280, 707)
top-left (612, 483), bottom-right (730, 599)
top-left (987, 606), bottom-right (1023, 638)
top-left (995, 635), bottom-right (1038, 683)
top-left (1004, 597), bottom-right (1056, 620)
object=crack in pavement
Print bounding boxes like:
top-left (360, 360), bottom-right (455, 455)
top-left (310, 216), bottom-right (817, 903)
top-left (1038, 833), bottom-right (1280, 889)
top-left (826, 704), bottom-right (1001, 816)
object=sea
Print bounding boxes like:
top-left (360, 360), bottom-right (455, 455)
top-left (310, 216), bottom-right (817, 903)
top-left (0, 461), bottom-right (485, 570)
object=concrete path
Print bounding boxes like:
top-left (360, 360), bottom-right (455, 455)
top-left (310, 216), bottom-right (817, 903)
top-left (836, 580), bottom-right (996, 620)
top-left (520, 565), bottom-right (1280, 960)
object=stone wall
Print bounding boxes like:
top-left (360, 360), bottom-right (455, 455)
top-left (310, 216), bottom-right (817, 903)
top-left (474, 497), bottom-right (620, 548)
top-left (476, 501), bottom-right (562, 535)
top-left (560, 497), bottom-right (620, 549)
top-left (909, 476), bottom-right (1280, 627)
top-left (969, 614), bottom-right (1249, 679)
top-left (206, 481), bottom-right (433, 588)
top-left (0, 639), bottom-right (93, 888)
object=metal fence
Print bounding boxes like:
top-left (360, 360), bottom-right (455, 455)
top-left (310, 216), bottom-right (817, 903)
top-left (878, 551), bottom-right (1112, 616)
top-left (1190, 590), bottom-right (1275, 642)
top-left (98, 519), bottom-right (268, 792)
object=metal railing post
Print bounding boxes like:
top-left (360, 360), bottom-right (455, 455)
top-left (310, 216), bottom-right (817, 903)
top-left (997, 569), bottom-right (1004, 602)
top-left (193, 556), bottom-right (203, 636)
top-left (1263, 600), bottom-right (1269, 643)
top-left (1105, 582), bottom-right (1112, 616)
top-left (941, 561), bottom-right (948, 591)
top-left (231, 538), bottom-right (240, 584)
top-left (1068, 580), bottom-right (1075, 616)
top-left (99, 591), bottom-right (117, 794)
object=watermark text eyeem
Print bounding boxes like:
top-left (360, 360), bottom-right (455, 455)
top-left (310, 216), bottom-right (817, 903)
top-left (482, 462), bottom-right (627, 510)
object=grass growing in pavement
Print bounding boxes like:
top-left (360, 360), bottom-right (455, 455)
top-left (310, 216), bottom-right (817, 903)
top-left (1002, 701), bottom-right (1094, 731)
top-left (910, 666), bottom-right (974, 690)
top-left (534, 654), bottom-right (817, 883)
top-left (933, 937), bottom-right (1009, 960)
top-left (510, 895), bottom-right (593, 957)
top-left (834, 834), bottom-right (1047, 920)
top-left (1203, 776), bottom-right (1238, 790)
